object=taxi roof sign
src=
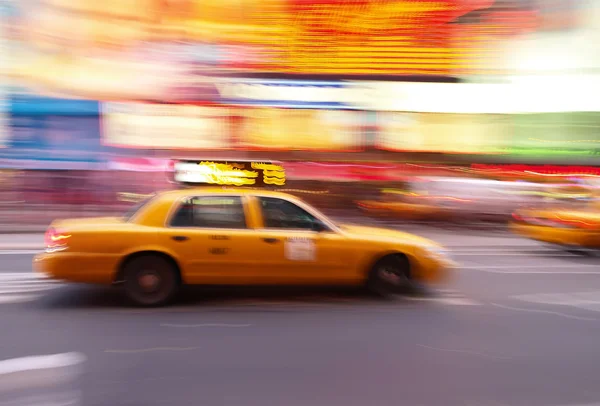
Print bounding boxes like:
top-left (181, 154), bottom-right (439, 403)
top-left (171, 159), bottom-right (286, 187)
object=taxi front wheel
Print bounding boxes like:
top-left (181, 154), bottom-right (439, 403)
top-left (367, 254), bottom-right (412, 297)
top-left (123, 255), bottom-right (179, 307)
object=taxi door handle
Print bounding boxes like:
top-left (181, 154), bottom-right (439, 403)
top-left (262, 238), bottom-right (279, 244)
top-left (172, 236), bottom-right (189, 242)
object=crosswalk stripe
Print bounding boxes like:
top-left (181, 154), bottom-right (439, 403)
top-left (0, 273), bottom-right (52, 278)
top-left (0, 280), bottom-right (61, 286)
top-left (0, 273), bottom-right (63, 304)
top-left (0, 285), bottom-right (62, 294)
top-left (0, 294), bottom-right (42, 304)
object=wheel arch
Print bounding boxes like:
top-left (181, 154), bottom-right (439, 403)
top-left (365, 250), bottom-right (414, 280)
top-left (114, 250), bottom-right (183, 285)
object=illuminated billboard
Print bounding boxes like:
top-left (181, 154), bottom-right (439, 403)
top-left (375, 111), bottom-right (600, 159)
top-left (102, 103), bottom-right (233, 150)
top-left (100, 98), bottom-right (365, 151)
top-left (239, 108), bottom-right (364, 151)
top-left (376, 113), bottom-right (507, 154)
top-left (0, 0), bottom-right (11, 150)
top-left (7, 0), bottom-right (541, 102)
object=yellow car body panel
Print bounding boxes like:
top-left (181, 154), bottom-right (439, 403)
top-left (510, 223), bottom-right (600, 248)
top-left (511, 206), bottom-right (600, 248)
top-left (35, 188), bottom-right (454, 287)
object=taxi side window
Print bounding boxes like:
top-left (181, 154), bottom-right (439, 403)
top-left (258, 197), bottom-right (326, 231)
top-left (170, 196), bottom-right (247, 229)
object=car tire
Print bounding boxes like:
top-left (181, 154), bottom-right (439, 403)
top-left (123, 255), bottom-right (179, 307)
top-left (366, 254), bottom-right (412, 297)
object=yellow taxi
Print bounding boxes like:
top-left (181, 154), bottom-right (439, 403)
top-left (510, 182), bottom-right (600, 249)
top-left (34, 188), bottom-right (454, 306)
top-left (356, 188), bottom-right (449, 221)
top-left (511, 207), bottom-right (600, 249)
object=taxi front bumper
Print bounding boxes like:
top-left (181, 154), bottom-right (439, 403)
top-left (413, 250), bottom-right (458, 283)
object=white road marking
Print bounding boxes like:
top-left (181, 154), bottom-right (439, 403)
top-left (454, 252), bottom-right (579, 257)
top-left (104, 347), bottom-right (201, 354)
top-left (0, 273), bottom-right (55, 279)
top-left (0, 285), bottom-right (61, 294)
top-left (0, 273), bottom-right (63, 304)
top-left (0, 294), bottom-right (45, 304)
top-left (416, 344), bottom-right (511, 360)
top-left (462, 264), bottom-right (600, 273)
top-left (161, 323), bottom-right (252, 328)
top-left (0, 352), bottom-right (85, 395)
top-left (514, 291), bottom-right (600, 313)
top-left (405, 289), bottom-right (481, 306)
top-left (0, 250), bottom-right (43, 255)
top-left (490, 302), bottom-right (598, 321)
top-left (405, 297), bottom-right (480, 306)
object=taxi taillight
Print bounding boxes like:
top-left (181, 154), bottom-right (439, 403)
top-left (512, 212), bottom-right (527, 223)
top-left (45, 227), bottom-right (71, 250)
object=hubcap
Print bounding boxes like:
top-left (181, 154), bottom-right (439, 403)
top-left (139, 271), bottom-right (160, 292)
top-left (379, 267), bottom-right (406, 286)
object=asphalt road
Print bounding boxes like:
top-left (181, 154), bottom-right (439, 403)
top-left (1, 230), bottom-right (600, 406)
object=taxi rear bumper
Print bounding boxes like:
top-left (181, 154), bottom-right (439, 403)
top-left (510, 222), bottom-right (600, 248)
top-left (34, 251), bottom-right (115, 284)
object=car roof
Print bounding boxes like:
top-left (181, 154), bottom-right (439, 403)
top-left (157, 188), bottom-right (295, 200)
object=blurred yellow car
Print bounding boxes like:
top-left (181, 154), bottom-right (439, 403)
top-left (356, 189), bottom-right (451, 221)
top-left (34, 188), bottom-right (454, 306)
top-left (510, 207), bottom-right (600, 249)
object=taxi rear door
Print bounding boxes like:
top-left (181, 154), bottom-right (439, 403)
top-left (158, 194), bottom-right (266, 284)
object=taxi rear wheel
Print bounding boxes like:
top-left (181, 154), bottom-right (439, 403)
top-left (123, 255), bottom-right (179, 307)
top-left (367, 254), bottom-right (411, 297)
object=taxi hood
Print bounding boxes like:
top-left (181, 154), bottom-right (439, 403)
top-left (338, 223), bottom-right (442, 248)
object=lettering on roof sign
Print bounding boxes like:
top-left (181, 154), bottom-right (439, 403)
top-left (251, 162), bottom-right (284, 171)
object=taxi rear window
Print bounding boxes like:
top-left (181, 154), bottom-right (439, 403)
top-left (169, 196), bottom-right (247, 229)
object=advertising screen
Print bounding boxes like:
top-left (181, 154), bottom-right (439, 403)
top-left (375, 111), bottom-right (600, 159)
top-left (239, 108), bottom-right (365, 151)
top-left (6, 0), bottom-right (541, 104)
top-left (376, 112), bottom-right (508, 154)
top-left (0, 115), bottom-right (104, 169)
top-left (507, 112), bottom-right (600, 158)
top-left (102, 103), bottom-right (233, 150)
top-left (0, 0), bottom-right (10, 149)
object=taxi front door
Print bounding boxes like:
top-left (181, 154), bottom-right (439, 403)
top-left (249, 196), bottom-right (354, 284)
top-left (251, 229), bottom-right (352, 284)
